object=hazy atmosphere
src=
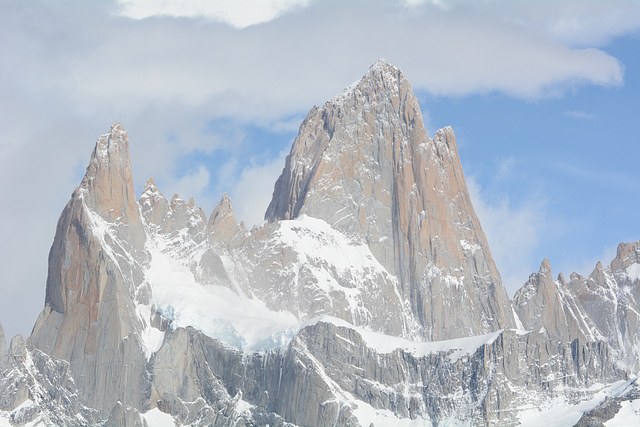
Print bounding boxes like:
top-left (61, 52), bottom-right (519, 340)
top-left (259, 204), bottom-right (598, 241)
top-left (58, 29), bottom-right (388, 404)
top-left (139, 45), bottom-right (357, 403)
top-left (1, 0), bottom-right (639, 340)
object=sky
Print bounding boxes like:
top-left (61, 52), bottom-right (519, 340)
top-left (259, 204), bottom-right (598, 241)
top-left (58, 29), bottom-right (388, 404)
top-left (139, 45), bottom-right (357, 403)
top-left (0, 0), bottom-right (639, 340)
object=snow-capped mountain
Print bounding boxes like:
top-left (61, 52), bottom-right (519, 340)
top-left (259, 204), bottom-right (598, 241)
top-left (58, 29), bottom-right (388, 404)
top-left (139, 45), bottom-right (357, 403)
top-left (1, 60), bottom-right (639, 426)
top-left (266, 60), bottom-right (515, 340)
top-left (514, 242), bottom-right (640, 371)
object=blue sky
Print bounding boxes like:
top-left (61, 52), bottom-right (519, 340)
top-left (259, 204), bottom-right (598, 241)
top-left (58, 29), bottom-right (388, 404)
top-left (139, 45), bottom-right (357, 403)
top-left (0, 0), bottom-right (639, 340)
top-left (422, 32), bottom-right (640, 289)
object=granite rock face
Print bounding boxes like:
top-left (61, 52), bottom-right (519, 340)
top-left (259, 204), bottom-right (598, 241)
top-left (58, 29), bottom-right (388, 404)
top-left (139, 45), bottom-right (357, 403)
top-left (266, 60), bottom-right (515, 340)
top-left (28, 123), bottom-right (152, 417)
top-left (513, 242), bottom-right (640, 371)
top-left (141, 320), bottom-right (624, 426)
top-left (0, 337), bottom-right (98, 425)
top-left (1, 62), bottom-right (639, 426)
top-left (513, 259), bottom-right (596, 343)
top-left (208, 193), bottom-right (244, 244)
top-left (572, 242), bottom-right (640, 369)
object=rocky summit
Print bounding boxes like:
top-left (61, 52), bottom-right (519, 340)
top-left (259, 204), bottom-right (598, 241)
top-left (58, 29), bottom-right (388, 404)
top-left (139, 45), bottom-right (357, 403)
top-left (266, 60), bottom-right (515, 340)
top-left (1, 61), bottom-right (639, 426)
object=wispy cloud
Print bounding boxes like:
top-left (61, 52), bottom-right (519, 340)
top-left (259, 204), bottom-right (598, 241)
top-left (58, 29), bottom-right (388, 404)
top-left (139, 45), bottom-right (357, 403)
top-left (230, 150), bottom-right (289, 227)
top-left (495, 156), bottom-right (516, 181)
top-left (568, 244), bottom-right (618, 278)
top-left (565, 110), bottom-right (596, 119)
top-left (167, 165), bottom-right (211, 205)
top-left (116, 0), bottom-right (310, 28)
top-left (467, 177), bottom-right (548, 294)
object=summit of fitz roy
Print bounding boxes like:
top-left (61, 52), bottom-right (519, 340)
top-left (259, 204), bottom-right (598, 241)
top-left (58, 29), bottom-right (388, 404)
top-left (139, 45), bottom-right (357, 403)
top-left (1, 60), bottom-right (640, 426)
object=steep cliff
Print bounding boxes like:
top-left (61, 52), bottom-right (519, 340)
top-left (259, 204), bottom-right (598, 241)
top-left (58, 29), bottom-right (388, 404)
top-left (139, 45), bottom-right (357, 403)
top-left (266, 60), bottom-right (515, 339)
top-left (28, 123), bottom-right (152, 416)
top-left (513, 242), bottom-right (640, 371)
top-left (1, 62), bottom-right (638, 426)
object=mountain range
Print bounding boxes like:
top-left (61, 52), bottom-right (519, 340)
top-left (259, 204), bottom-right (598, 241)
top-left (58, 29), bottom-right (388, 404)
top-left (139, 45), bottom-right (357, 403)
top-left (1, 60), bottom-right (639, 426)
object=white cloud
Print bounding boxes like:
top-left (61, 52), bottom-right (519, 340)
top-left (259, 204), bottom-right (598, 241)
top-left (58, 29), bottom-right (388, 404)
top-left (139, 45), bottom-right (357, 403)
top-left (116, 0), bottom-right (310, 28)
top-left (167, 165), bottom-right (211, 203)
top-left (14, 1), bottom-right (624, 122)
top-left (230, 150), bottom-right (288, 227)
top-left (404, 0), bottom-right (640, 47)
top-left (467, 177), bottom-right (548, 295)
top-left (260, 115), bottom-right (308, 134)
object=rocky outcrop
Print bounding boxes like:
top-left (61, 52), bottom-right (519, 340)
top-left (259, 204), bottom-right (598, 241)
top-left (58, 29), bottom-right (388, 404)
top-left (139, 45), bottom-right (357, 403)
top-left (28, 122), bottom-right (151, 417)
top-left (513, 258), bottom-right (597, 343)
top-left (142, 320), bottom-right (625, 426)
top-left (0, 338), bottom-right (98, 425)
top-left (140, 179), bottom-right (208, 241)
top-left (104, 402), bottom-right (148, 427)
top-left (514, 241), bottom-right (640, 371)
top-left (139, 177), bottom-right (170, 229)
top-left (266, 60), bottom-right (515, 340)
top-left (575, 379), bottom-right (640, 426)
top-left (568, 242), bottom-right (640, 369)
top-left (208, 193), bottom-right (243, 244)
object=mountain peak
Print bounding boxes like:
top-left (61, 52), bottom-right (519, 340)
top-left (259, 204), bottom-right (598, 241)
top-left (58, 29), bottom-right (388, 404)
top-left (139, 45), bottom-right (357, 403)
top-left (78, 123), bottom-right (140, 227)
top-left (540, 258), bottom-right (552, 275)
top-left (92, 122), bottom-right (128, 162)
top-left (208, 193), bottom-right (240, 243)
top-left (139, 177), bottom-right (169, 228)
top-left (611, 241), bottom-right (640, 273)
top-left (328, 59), bottom-right (407, 107)
top-left (365, 58), bottom-right (402, 79)
top-left (557, 272), bottom-right (566, 285)
top-left (372, 57), bottom-right (391, 66)
top-left (110, 121), bottom-right (124, 131)
top-left (265, 62), bottom-right (515, 339)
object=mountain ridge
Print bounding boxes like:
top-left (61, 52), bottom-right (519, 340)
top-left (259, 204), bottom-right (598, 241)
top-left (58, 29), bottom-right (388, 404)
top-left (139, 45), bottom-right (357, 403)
top-left (1, 61), bottom-right (639, 426)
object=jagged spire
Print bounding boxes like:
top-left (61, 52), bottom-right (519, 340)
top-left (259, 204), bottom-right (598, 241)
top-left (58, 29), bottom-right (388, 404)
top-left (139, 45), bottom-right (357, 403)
top-left (208, 193), bottom-right (240, 243)
top-left (539, 258), bottom-right (552, 276)
top-left (139, 177), bottom-right (169, 228)
top-left (264, 59), bottom-right (515, 339)
top-left (79, 122), bottom-right (140, 226)
top-left (265, 59), bottom-right (419, 223)
top-left (557, 272), bottom-right (566, 285)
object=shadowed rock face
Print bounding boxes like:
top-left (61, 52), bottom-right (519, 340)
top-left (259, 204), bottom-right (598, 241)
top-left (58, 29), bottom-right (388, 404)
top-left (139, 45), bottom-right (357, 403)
top-left (266, 60), bottom-right (515, 340)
